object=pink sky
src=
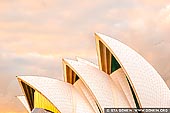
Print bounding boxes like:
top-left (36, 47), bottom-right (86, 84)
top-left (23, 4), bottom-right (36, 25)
top-left (0, 0), bottom-right (170, 113)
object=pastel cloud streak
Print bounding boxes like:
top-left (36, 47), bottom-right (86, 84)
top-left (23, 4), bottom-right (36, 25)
top-left (0, 0), bottom-right (170, 112)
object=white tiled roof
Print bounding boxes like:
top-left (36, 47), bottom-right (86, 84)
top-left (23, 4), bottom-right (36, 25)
top-left (76, 57), bottom-right (99, 69)
top-left (17, 76), bottom-right (94, 113)
top-left (64, 59), bottom-right (130, 111)
top-left (110, 68), bottom-right (136, 108)
top-left (96, 33), bottom-right (170, 107)
top-left (74, 79), bottom-right (100, 113)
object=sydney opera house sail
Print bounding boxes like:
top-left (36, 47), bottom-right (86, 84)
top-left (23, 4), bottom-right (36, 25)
top-left (17, 33), bottom-right (170, 113)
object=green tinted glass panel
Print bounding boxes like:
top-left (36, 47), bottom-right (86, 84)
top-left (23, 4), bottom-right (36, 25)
top-left (75, 74), bottom-right (79, 81)
top-left (111, 55), bottom-right (121, 72)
